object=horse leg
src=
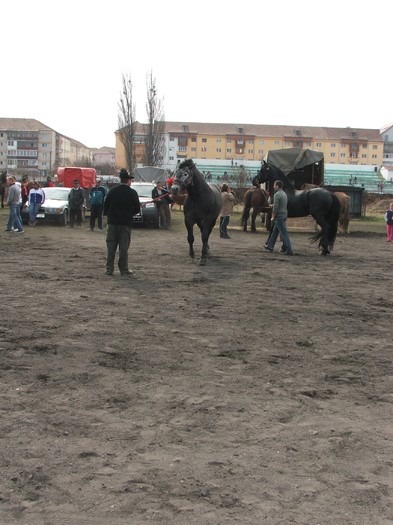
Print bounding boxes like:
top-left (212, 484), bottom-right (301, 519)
top-left (186, 222), bottom-right (195, 259)
top-left (242, 208), bottom-right (250, 232)
top-left (314, 217), bottom-right (330, 255)
top-left (199, 224), bottom-right (214, 265)
top-left (250, 209), bottom-right (257, 232)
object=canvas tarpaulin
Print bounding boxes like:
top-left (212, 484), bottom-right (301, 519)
top-left (266, 148), bottom-right (324, 175)
top-left (266, 148), bottom-right (324, 188)
top-left (133, 166), bottom-right (170, 183)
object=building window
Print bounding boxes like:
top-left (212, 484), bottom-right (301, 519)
top-left (340, 153), bottom-right (346, 157)
top-left (201, 147), bottom-right (207, 152)
top-left (226, 139), bottom-right (232, 144)
top-left (169, 156), bottom-right (174, 160)
top-left (216, 148), bottom-right (221, 153)
top-left (362, 144), bottom-right (367, 149)
top-left (237, 139), bottom-right (244, 145)
top-left (216, 139), bottom-right (221, 143)
top-left (8, 140), bottom-right (14, 146)
top-left (202, 138), bottom-right (207, 143)
top-left (258, 150), bottom-right (264, 155)
top-left (372, 145), bottom-right (378, 149)
top-left (248, 140), bottom-right (254, 145)
top-left (362, 154), bottom-right (367, 158)
top-left (248, 149), bottom-right (253, 154)
top-left (372, 154), bottom-right (377, 159)
top-left (191, 137), bottom-right (196, 142)
top-left (226, 148), bottom-right (232, 153)
top-left (178, 146), bottom-right (187, 152)
top-left (170, 136), bottom-right (174, 141)
top-left (274, 140), bottom-right (280, 145)
top-left (259, 140), bottom-right (264, 145)
top-left (284, 141), bottom-right (290, 146)
top-left (191, 147), bottom-right (196, 152)
top-left (316, 142), bottom-right (321, 147)
top-left (42, 143), bottom-right (47, 148)
top-left (331, 143), bottom-right (336, 147)
top-left (330, 153), bottom-right (336, 158)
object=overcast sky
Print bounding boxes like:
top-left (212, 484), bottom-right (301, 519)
top-left (2, 0), bottom-right (390, 148)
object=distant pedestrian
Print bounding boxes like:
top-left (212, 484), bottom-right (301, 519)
top-left (103, 168), bottom-right (140, 277)
top-left (89, 179), bottom-right (106, 231)
top-left (28, 181), bottom-right (45, 226)
top-left (68, 179), bottom-right (85, 228)
top-left (219, 183), bottom-right (236, 238)
top-left (5, 176), bottom-right (24, 233)
top-left (384, 202), bottom-right (393, 242)
top-left (44, 176), bottom-right (54, 188)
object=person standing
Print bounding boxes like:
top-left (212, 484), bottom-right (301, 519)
top-left (5, 176), bottom-right (24, 233)
top-left (263, 180), bottom-right (293, 255)
top-left (68, 179), bottom-right (85, 228)
top-left (385, 202), bottom-right (393, 242)
top-left (28, 181), bottom-right (45, 226)
top-left (88, 179), bottom-right (106, 231)
top-left (152, 181), bottom-right (172, 229)
top-left (103, 168), bottom-right (140, 277)
top-left (219, 183), bottom-right (236, 238)
top-left (20, 178), bottom-right (29, 214)
top-left (44, 176), bottom-right (54, 188)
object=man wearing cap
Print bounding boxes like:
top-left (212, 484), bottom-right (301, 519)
top-left (88, 179), bottom-right (106, 231)
top-left (68, 179), bottom-right (85, 228)
top-left (103, 168), bottom-right (140, 277)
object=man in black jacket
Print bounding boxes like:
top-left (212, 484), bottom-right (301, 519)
top-left (68, 179), bottom-right (85, 228)
top-left (103, 168), bottom-right (140, 277)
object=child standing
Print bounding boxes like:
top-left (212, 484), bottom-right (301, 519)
top-left (385, 202), bottom-right (393, 242)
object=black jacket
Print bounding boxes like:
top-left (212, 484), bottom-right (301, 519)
top-left (103, 184), bottom-right (140, 226)
top-left (152, 187), bottom-right (172, 205)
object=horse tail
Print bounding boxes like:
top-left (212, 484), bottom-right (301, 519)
top-left (240, 190), bottom-right (252, 227)
top-left (327, 193), bottom-right (341, 248)
top-left (309, 192), bottom-right (340, 251)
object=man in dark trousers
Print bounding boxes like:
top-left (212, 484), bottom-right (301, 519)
top-left (68, 179), bottom-right (85, 228)
top-left (103, 168), bottom-right (140, 277)
top-left (88, 179), bottom-right (106, 231)
top-left (152, 180), bottom-right (172, 229)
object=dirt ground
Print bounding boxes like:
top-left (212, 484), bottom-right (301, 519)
top-left (1, 207), bottom-right (393, 525)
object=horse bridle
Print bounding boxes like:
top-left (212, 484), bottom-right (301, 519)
top-left (173, 167), bottom-right (193, 190)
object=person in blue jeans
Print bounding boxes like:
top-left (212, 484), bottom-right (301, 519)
top-left (28, 181), bottom-right (45, 226)
top-left (5, 176), bottom-right (24, 233)
top-left (264, 179), bottom-right (293, 255)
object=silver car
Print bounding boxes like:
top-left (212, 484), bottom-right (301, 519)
top-left (22, 187), bottom-right (85, 226)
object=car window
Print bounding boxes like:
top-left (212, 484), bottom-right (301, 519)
top-left (133, 184), bottom-right (154, 197)
top-left (43, 189), bottom-right (70, 200)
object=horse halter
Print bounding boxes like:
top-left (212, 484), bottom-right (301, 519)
top-left (173, 167), bottom-right (193, 190)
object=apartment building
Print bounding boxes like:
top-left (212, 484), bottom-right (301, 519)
top-left (115, 121), bottom-right (384, 172)
top-left (0, 118), bottom-right (92, 178)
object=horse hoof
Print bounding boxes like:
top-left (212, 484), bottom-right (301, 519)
top-left (199, 259), bottom-right (206, 266)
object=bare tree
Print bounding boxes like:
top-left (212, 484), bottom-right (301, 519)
top-left (118, 73), bottom-right (137, 173)
top-left (143, 71), bottom-right (165, 167)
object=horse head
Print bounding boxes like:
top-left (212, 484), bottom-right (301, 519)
top-left (171, 159), bottom-right (195, 195)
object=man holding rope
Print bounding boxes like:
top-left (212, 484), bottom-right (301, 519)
top-left (152, 181), bottom-right (172, 229)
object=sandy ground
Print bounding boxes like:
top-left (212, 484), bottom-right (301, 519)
top-left (1, 208), bottom-right (393, 525)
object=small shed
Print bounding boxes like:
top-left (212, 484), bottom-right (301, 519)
top-left (323, 184), bottom-right (365, 217)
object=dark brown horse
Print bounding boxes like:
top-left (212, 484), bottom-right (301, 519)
top-left (0, 171), bottom-right (7, 208)
top-left (240, 187), bottom-right (271, 232)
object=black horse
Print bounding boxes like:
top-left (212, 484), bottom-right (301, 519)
top-left (171, 159), bottom-right (222, 265)
top-left (0, 171), bottom-right (7, 208)
top-left (253, 161), bottom-right (341, 255)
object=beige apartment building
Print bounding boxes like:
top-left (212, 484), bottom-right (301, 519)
top-left (115, 121), bottom-right (384, 171)
top-left (0, 118), bottom-right (92, 179)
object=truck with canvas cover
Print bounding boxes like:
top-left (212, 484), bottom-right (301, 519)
top-left (57, 167), bottom-right (96, 188)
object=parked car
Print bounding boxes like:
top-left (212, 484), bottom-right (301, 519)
top-left (21, 187), bottom-right (85, 226)
top-left (131, 182), bottom-right (159, 228)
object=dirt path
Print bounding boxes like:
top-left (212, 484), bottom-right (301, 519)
top-left (1, 211), bottom-right (392, 524)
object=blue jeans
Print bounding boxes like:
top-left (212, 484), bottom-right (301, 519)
top-left (7, 205), bottom-right (23, 231)
top-left (266, 217), bottom-right (292, 253)
top-left (220, 216), bottom-right (230, 235)
top-left (29, 203), bottom-right (41, 224)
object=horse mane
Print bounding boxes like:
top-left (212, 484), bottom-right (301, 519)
top-left (178, 159), bottom-right (195, 170)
